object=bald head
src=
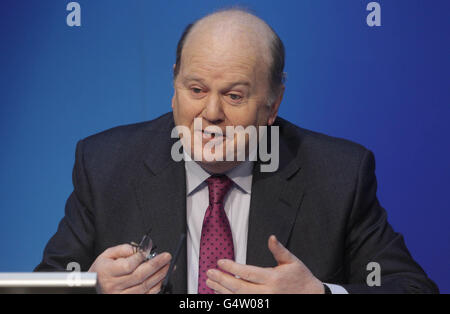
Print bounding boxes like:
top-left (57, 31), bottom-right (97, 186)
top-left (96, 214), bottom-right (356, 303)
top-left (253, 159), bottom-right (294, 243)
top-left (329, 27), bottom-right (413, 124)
top-left (186, 10), bottom-right (274, 66)
top-left (173, 9), bottom-right (285, 104)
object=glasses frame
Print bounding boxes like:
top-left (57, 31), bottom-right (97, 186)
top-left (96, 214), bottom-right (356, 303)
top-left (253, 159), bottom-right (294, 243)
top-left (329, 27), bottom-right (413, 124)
top-left (130, 230), bottom-right (158, 261)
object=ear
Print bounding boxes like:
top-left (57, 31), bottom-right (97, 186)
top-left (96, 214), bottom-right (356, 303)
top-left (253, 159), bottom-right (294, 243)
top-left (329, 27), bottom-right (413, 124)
top-left (268, 85), bottom-right (285, 126)
top-left (172, 64), bottom-right (177, 85)
top-left (172, 64), bottom-right (177, 110)
top-left (171, 91), bottom-right (176, 110)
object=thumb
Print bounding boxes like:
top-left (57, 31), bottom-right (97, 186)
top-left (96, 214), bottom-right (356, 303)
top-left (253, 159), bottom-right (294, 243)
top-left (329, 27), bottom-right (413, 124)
top-left (268, 235), bottom-right (297, 265)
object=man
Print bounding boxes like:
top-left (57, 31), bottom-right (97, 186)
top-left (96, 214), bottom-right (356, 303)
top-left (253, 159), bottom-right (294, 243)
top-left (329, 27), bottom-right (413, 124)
top-left (35, 9), bottom-right (438, 294)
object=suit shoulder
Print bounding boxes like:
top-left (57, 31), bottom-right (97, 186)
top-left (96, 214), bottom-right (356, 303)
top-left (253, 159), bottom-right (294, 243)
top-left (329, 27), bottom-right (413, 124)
top-left (75, 112), bottom-right (174, 171)
top-left (301, 127), bottom-right (367, 157)
top-left (84, 112), bottom-right (172, 141)
top-left (80, 112), bottom-right (172, 151)
top-left (277, 117), bottom-right (370, 174)
top-left (278, 117), bottom-right (368, 154)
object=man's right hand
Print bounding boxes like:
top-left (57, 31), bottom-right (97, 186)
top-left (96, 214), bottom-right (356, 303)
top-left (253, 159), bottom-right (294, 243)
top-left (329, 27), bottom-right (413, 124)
top-left (88, 244), bottom-right (172, 294)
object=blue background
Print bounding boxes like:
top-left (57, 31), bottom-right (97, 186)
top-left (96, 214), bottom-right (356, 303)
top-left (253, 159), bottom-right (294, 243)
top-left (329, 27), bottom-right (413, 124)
top-left (0, 0), bottom-right (449, 292)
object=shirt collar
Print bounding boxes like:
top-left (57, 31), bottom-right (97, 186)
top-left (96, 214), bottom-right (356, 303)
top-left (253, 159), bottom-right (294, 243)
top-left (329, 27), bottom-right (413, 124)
top-left (184, 153), bottom-right (254, 196)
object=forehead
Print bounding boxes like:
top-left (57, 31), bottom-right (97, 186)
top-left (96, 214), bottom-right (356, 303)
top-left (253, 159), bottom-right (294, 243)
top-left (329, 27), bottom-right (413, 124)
top-left (181, 55), bottom-right (258, 84)
top-left (180, 30), bottom-right (269, 84)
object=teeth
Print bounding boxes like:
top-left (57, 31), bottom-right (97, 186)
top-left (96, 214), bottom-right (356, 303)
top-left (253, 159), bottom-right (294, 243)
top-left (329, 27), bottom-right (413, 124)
top-left (202, 130), bottom-right (222, 139)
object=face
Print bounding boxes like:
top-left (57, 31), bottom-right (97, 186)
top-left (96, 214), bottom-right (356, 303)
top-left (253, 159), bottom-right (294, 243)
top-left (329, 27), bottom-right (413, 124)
top-left (172, 28), bottom-right (282, 173)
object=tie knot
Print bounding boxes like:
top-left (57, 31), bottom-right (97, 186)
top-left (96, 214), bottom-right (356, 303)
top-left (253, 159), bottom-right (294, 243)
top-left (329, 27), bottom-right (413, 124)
top-left (206, 175), bottom-right (233, 205)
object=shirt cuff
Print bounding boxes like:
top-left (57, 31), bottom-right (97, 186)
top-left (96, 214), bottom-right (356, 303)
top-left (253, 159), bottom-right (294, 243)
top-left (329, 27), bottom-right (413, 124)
top-left (324, 283), bottom-right (349, 294)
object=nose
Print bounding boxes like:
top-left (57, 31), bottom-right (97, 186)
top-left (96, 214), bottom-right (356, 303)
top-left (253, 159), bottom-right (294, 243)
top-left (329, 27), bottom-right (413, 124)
top-left (202, 93), bottom-right (224, 124)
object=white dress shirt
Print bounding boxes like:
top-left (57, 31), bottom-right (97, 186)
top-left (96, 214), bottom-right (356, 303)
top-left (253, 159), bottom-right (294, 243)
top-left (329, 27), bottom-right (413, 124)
top-left (184, 158), bottom-right (348, 294)
top-left (185, 158), bottom-right (253, 294)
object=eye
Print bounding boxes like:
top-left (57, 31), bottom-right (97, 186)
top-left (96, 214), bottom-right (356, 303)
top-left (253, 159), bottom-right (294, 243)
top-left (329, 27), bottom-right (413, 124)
top-left (190, 87), bottom-right (206, 98)
top-left (228, 94), bottom-right (243, 101)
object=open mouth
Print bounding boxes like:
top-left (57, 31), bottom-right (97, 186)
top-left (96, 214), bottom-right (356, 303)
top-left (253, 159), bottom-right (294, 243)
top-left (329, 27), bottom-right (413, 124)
top-left (201, 129), bottom-right (224, 139)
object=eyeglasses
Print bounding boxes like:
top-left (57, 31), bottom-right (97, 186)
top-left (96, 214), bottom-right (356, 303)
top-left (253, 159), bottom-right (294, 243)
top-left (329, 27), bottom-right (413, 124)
top-left (130, 230), bottom-right (158, 261)
top-left (131, 230), bottom-right (186, 294)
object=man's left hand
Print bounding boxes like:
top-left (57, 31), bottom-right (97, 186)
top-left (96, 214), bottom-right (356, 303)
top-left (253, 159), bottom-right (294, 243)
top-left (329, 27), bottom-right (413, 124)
top-left (206, 235), bottom-right (325, 294)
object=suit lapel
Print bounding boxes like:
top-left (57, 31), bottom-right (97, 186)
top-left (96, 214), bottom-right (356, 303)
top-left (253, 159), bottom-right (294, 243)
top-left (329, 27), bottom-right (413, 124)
top-left (246, 125), bottom-right (306, 267)
top-left (133, 118), bottom-right (188, 293)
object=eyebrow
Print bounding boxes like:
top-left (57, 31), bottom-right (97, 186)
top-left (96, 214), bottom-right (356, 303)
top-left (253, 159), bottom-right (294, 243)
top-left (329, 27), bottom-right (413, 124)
top-left (182, 75), bottom-right (251, 88)
top-left (182, 75), bottom-right (206, 84)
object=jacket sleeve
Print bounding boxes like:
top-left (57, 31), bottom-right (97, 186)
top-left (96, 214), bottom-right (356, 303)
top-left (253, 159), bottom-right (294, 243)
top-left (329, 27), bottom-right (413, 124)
top-left (339, 149), bottom-right (439, 293)
top-left (34, 139), bottom-right (96, 272)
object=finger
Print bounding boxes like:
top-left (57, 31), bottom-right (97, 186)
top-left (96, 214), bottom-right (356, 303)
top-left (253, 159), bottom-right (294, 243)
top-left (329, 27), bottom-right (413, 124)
top-left (121, 263), bottom-right (169, 294)
top-left (119, 253), bottom-right (171, 289)
top-left (206, 278), bottom-right (234, 294)
top-left (206, 269), bottom-right (261, 294)
top-left (143, 264), bottom-right (169, 293)
top-left (268, 235), bottom-right (297, 265)
top-left (217, 259), bottom-right (269, 284)
top-left (109, 250), bottom-right (147, 277)
top-left (146, 281), bottom-right (163, 294)
top-left (103, 244), bottom-right (135, 259)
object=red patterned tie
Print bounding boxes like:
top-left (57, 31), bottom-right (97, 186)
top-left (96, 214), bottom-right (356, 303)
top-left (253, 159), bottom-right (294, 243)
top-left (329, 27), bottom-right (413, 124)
top-left (197, 175), bottom-right (234, 294)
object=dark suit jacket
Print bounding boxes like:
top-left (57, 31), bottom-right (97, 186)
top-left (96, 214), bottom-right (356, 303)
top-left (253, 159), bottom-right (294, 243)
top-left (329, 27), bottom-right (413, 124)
top-left (35, 112), bottom-right (439, 293)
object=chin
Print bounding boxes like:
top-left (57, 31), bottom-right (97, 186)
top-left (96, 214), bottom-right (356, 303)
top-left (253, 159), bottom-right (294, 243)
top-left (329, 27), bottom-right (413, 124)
top-left (197, 159), bottom-right (241, 174)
